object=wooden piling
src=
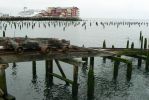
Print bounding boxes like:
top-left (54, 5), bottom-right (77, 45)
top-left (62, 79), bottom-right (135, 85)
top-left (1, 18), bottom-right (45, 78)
top-left (113, 60), bottom-right (119, 80)
top-left (47, 60), bottom-right (53, 85)
top-left (87, 65), bottom-right (94, 100)
top-left (0, 64), bottom-right (8, 96)
top-left (138, 58), bottom-right (142, 68)
top-left (140, 31), bottom-right (142, 41)
top-left (90, 57), bottom-right (94, 69)
top-left (145, 51), bottom-right (149, 71)
top-left (103, 40), bottom-right (106, 49)
top-left (32, 61), bottom-right (36, 79)
top-left (0, 64), bottom-right (15, 100)
top-left (131, 42), bottom-right (134, 49)
top-left (126, 63), bottom-right (132, 81)
top-left (144, 38), bottom-right (147, 49)
top-left (3, 31), bottom-right (5, 37)
top-left (141, 36), bottom-right (143, 49)
top-left (72, 65), bottom-right (78, 98)
top-left (12, 62), bottom-right (16, 67)
top-left (82, 57), bottom-right (88, 67)
top-left (55, 59), bottom-right (69, 85)
top-left (126, 40), bottom-right (129, 48)
top-left (112, 45), bottom-right (114, 48)
top-left (103, 57), bottom-right (106, 63)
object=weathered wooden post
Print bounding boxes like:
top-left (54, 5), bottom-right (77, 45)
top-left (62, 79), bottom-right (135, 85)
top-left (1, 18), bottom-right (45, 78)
top-left (145, 51), bottom-right (149, 71)
top-left (12, 62), bottom-right (16, 67)
top-left (113, 60), bottom-right (119, 80)
top-left (3, 31), bottom-right (5, 37)
top-left (131, 42), bottom-right (134, 49)
top-left (103, 40), bottom-right (106, 49)
top-left (82, 57), bottom-right (88, 68)
top-left (0, 64), bottom-right (8, 96)
top-left (144, 38), bottom-right (147, 49)
top-left (46, 60), bottom-right (53, 85)
top-left (126, 40), bottom-right (129, 48)
top-left (102, 40), bottom-right (107, 63)
top-left (72, 65), bottom-right (78, 99)
top-left (126, 63), bottom-right (132, 81)
top-left (112, 45), bottom-right (114, 48)
top-left (87, 64), bottom-right (94, 100)
top-left (90, 57), bottom-right (94, 69)
top-left (32, 61), bottom-right (36, 79)
top-left (141, 36), bottom-right (143, 49)
top-left (0, 64), bottom-right (15, 100)
top-left (140, 31), bottom-right (142, 41)
top-left (138, 58), bottom-right (142, 68)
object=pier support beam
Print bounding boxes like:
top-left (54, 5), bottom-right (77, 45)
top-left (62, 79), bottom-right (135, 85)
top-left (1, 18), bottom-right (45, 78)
top-left (126, 63), bottom-right (132, 81)
top-left (0, 64), bottom-right (15, 100)
top-left (87, 63), bottom-right (94, 100)
top-left (32, 61), bottom-right (36, 79)
top-left (107, 56), bottom-right (132, 81)
top-left (55, 59), bottom-right (69, 85)
top-left (138, 58), bottom-right (142, 68)
top-left (103, 57), bottom-right (106, 63)
top-left (145, 53), bottom-right (149, 71)
top-left (0, 64), bottom-right (8, 96)
top-left (113, 60), bottom-right (119, 80)
top-left (46, 60), bottom-right (53, 85)
top-left (72, 65), bottom-right (78, 99)
top-left (90, 57), bottom-right (94, 69)
top-left (12, 62), bottom-right (16, 67)
top-left (82, 57), bottom-right (88, 68)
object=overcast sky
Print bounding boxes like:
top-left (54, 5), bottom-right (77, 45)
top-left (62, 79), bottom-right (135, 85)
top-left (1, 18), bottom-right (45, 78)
top-left (0, 0), bottom-right (149, 19)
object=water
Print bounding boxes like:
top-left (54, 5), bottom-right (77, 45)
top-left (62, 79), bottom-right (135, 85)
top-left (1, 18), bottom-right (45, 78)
top-left (1, 19), bottom-right (149, 100)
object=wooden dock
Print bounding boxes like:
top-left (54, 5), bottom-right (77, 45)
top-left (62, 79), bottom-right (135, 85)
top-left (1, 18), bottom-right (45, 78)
top-left (0, 45), bottom-right (149, 100)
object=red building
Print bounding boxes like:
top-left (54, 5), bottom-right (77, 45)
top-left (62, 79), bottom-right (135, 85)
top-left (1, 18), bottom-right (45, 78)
top-left (36, 7), bottom-right (79, 18)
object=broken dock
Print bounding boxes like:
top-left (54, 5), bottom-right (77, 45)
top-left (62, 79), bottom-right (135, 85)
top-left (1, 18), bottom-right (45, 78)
top-left (0, 40), bottom-right (149, 99)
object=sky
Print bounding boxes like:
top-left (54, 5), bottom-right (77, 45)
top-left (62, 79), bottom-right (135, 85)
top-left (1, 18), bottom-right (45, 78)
top-left (0, 0), bottom-right (149, 19)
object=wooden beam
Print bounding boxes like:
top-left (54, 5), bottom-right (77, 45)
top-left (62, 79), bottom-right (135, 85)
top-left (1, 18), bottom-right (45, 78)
top-left (72, 65), bottom-right (79, 98)
top-left (0, 50), bottom-right (115, 64)
top-left (49, 73), bottom-right (73, 84)
top-left (0, 64), bottom-right (8, 96)
top-left (60, 58), bottom-right (85, 66)
top-left (55, 59), bottom-right (69, 85)
top-left (32, 61), bottom-right (36, 79)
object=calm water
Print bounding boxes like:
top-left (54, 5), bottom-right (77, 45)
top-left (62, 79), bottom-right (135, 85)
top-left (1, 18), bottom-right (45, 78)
top-left (1, 19), bottom-right (149, 100)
